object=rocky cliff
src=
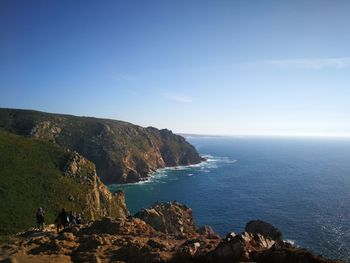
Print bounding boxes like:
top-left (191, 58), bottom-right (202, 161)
top-left (63, 151), bottom-right (129, 220)
top-left (0, 130), bottom-right (128, 235)
top-left (0, 108), bottom-right (204, 184)
top-left (0, 201), bottom-right (342, 263)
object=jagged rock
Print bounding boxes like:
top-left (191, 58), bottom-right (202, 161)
top-left (134, 202), bottom-right (197, 236)
top-left (245, 220), bottom-right (283, 242)
top-left (63, 151), bottom-right (130, 220)
top-left (213, 232), bottom-right (276, 261)
top-left (224, 232), bottom-right (236, 241)
top-left (75, 235), bottom-right (104, 252)
top-left (146, 239), bottom-right (167, 250)
top-left (79, 217), bottom-right (157, 236)
top-left (0, 202), bottom-right (343, 263)
top-left (197, 225), bottom-right (220, 239)
top-left (177, 240), bottom-right (201, 258)
top-left (28, 235), bottom-right (51, 246)
top-left (83, 217), bottom-right (124, 235)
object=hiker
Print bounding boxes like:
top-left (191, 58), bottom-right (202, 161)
top-left (68, 211), bottom-right (77, 225)
top-left (36, 207), bottom-right (45, 230)
top-left (54, 208), bottom-right (69, 232)
top-left (76, 213), bottom-right (82, 224)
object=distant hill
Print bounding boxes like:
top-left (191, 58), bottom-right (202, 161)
top-left (0, 130), bottom-right (128, 234)
top-left (0, 108), bottom-right (203, 184)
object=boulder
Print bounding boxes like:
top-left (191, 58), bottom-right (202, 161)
top-left (135, 202), bottom-right (197, 236)
top-left (177, 241), bottom-right (201, 258)
top-left (213, 232), bottom-right (276, 261)
top-left (82, 217), bottom-right (123, 235)
top-left (245, 220), bottom-right (283, 242)
top-left (146, 239), bottom-right (167, 250)
top-left (79, 217), bottom-right (156, 237)
top-left (197, 225), bottom-right (220, 239)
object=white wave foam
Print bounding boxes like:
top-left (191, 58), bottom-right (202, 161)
top-left (110, 154), bottom-right (237, 188)
top-left (201, 154), bottom-right (214, 158)
top-left (284, 239), bottom-right (296, 246)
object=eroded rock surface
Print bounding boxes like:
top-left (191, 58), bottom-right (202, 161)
top-left (134, 202), bottom-right (197, 237)
top-left (63, 151), bottom-right (130, 220)
top-left (0, 202), bottom-right (342, 263)
top-left (245, 220), bottom-right (283, 243)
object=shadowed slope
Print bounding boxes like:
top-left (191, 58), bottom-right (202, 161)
top-left (0, 108), bottom-right (203, 184)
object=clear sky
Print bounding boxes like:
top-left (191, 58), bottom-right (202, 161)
top-left (1, 0), bottom-right (350, 136)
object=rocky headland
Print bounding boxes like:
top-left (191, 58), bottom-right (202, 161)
top-left (0, 201), bottom-right (342, 263)
top-left (0, 108), bottom-right (204, 184)
top-left (0, 108), bottom-right (344, 262)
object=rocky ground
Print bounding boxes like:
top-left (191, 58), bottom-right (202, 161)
top-left (0, 202), bottom-right (343, 263)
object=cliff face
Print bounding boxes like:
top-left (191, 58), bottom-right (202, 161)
top-left (0, 108), bottom-right (204, 184)
top-left (63, 151), bottom-right (130, 220)
top-left (0, 202), bottom-right (342, 263)
top-left (0, 130), bottom-right (128, 235)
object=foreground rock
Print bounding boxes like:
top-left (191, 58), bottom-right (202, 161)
top-left (245, 220), bottom-right (283, 243)
top-left (0, 202), bottom-right (342, 263)
top-left (134, 202), bottom-right (199, 237)
top-left (0, 216), bottom-right (220, 263)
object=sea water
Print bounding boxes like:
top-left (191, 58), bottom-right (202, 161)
top-left (109, 136), bottom-right (350, 261)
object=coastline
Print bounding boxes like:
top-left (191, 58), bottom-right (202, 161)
top-left (109, 155), bottom-right (211, 187)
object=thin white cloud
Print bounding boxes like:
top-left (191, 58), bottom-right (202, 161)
top-left (112, 73), bottom-right (137, 81)
top-left (163, 93), bottom-right (194, 103)
top-left (262, 57), bottom-right (350, 69)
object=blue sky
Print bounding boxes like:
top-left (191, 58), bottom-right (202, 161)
top-left (1, 0), bottom-right (350, 136)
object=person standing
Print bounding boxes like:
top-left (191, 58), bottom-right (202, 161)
top-left (36, 207), bottom-right (45, 231)
top-left (55, 208), bottom-right (69, 232)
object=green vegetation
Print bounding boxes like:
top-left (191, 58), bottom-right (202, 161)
top-left (0, 108), bottom-right (203, 184)
top-left (0, 130), bottom-right (88, 235)
top-left (0, 107), bottom-right (202, 239)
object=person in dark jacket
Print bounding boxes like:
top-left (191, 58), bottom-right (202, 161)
top-left (36, 207), bottom-right (45, 230)
top-left (54, 208), bottom-right (69, 232)
top-left (68, 211), bottom-right (77, 225)
top-left (76, 213), bottom-right (83, 225)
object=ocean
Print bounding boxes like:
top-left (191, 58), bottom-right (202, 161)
top-left (109, 136), bottom-right (350, 261)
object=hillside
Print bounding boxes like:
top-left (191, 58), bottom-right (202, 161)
top-left (0, 108), bottom-right (204, 184)
top-left (0, 130), bottom-right (128, 235)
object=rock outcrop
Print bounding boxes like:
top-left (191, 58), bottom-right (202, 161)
top-left (210, 231), bottom-right (276, 262)
top-left (0, 108), bottom-right (204, 184)
top-left (245, 220), bottom-right (283, 243)
top-left (134, 202), bottom-right (197, 237)
top-left (63, 151), bottom-right (130, 220)
top-left (0, 202), bottom-right (343, 263)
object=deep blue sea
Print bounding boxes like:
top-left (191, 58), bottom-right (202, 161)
top-left (109, 136), bottom-right (350, 261)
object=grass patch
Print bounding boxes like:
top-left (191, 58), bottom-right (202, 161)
top-left (0, 130), bottom-right (88, 235)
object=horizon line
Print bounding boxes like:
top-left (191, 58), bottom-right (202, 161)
top-left (177, 132), bottom-right (350, 139)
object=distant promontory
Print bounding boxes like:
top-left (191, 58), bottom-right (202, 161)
top-left (0, 108), bottom-right (204, 184)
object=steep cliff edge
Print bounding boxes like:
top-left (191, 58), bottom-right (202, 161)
top-left (63, 151), bottom-right (129, 220)
top-left (0, 130), bottom-right (128, 235)
top-left (0, 108), bottom-right (204, 184)
top-left (0, 201), bottom-right (342, 263)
